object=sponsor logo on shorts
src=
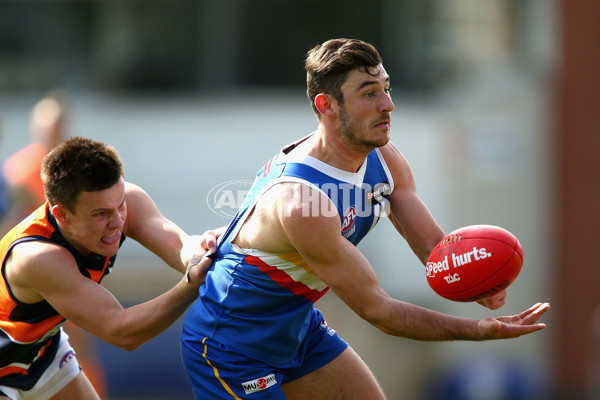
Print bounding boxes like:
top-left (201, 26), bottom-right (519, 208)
top-left (319, 319), bottom-right (337, 336)
top-left (242, 373), bottom-right (277, 394)
top-left (59, 350), bottom-right (76, 369)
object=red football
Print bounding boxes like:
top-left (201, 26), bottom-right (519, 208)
top-left (425, 225), bottom-right (523, 302)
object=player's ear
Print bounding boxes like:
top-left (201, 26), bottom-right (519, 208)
top-left (314, 93), bottom-right (334, 117)
top-left (51, 204), bottom-right (69, 225)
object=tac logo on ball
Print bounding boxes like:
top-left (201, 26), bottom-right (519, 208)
top-left (426, 225), bottom-right (524, 302)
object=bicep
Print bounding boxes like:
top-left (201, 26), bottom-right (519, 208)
top-left (18, 245), bottom-right (125, 338)
top-left (381, 143), bottom-right (445, 264)
top-left (124, 182), bottom-right (187, 271)
top-left (388, 190), bottom-right (444, 264)
top-left (304, 235), bottom-right (392, 322)
top-left (280, 195), bottom-right (391, 323)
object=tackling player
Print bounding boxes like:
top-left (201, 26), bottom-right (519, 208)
top-left (0, 137), bottom-right (217, 400)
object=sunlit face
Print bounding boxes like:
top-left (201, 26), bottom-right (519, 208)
top-left (56, 178), bottom-right (127, 257)
top-left (337, 64), bottom-right (394, 149)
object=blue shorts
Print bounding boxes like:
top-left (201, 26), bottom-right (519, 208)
top-left (181, 310), bottom-right (348, 399)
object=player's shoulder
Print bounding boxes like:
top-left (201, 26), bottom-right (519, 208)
top-left (378, 141), bottom-right (405, 162)
top-left (263, 182), bottom-right (341, 249)
top-left (123, 181), bottom-right (154, 209)
top-left (124, 181), bottom-right (145, 195)
top-left (121, 180), bottom-right (160, 236)
top-left (262, 181), bottom-right (337, 221)
top-left (9, 239), bottom-right (75, 279)
top-left (13, 239), bottom-right (72, 262)
top-left (7, 239), bottom-right (79, 303)
top-left (378, 141), bottom-right (413, 180)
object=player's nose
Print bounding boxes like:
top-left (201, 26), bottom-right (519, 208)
top-left (380, 93), bottom-right (394, 113)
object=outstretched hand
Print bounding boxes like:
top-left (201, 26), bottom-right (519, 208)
top-left (476, 302), bottom-right (550, 340)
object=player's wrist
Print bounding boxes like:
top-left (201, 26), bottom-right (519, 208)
top-left (175, 279), bottom-right (199, 301)
top-left (475, 317), bottom-right (501, 339)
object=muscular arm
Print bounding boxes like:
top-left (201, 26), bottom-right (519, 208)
top-left (381, 143), bottom-right (510, 310)
top-left (123, 182), bottom-right (217, 272)
top-left (6, 242), bottom-right (210, 351)
top-left (380, 143), bottom-right (445, 265)
top-left (271, 183), bottom-right (547, 341)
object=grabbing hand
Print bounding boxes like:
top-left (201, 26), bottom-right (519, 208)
top-left (184, 254), bottom-right (214, 287)
top-left (475, 302), bottom-right (550, 340)
top-left (181, 226), bottom-right (226, 267)
top-left (197, 227), bottom-right (225, 255)
top-left (176, 255), bottom-right (214, 301)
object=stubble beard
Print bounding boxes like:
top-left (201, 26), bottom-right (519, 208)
top-left (339, 106), bottom-right (389, 150)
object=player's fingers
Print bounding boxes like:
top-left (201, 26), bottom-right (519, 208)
top-left (477, 290), bottom-right (507, 310)
top-left (521, 302), bottom-right (543, 315)
top-left (200, 229), bottom-right (218, 253)
top-left (516, 302), bottom-right (546, 319)
top-left (191, 255), bottom-right (213, 274)
top-left (519, 302), bottom-right (550, 324)
top-left (186, 255), bottom-right (214, 285)
top-left (478, 318), bottom-right (547, 339)
top-left (497, 303), bottom-right (549, 326)
top-left (501, 322), bottom-right (547, 337)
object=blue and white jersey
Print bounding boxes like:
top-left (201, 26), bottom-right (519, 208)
top-left (184, 141), bottom-right (394, 366)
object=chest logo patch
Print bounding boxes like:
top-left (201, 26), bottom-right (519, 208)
top-left (341, 206), bottom-right (357, 238)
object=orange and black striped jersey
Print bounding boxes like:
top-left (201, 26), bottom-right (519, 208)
top-left (0, 202), bottom-right (124, 389)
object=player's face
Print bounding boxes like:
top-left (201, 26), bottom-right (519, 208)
top-left (337, 64), bottom-right (394, 149)
top-left (62, 178), bottom-right (127, 257)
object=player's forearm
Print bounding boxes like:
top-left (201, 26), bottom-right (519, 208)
top-left (105, 280), bottom-right (197, 351)
top-left (370, 299), bottom-right (479, 341)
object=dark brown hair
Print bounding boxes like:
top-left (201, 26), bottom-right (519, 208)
top-left (305, 38), bottom-right (383, 116)
top-left (42, 136), bottom-right (124, 212)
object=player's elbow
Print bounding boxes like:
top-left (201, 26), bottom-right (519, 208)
top-left (101, 313), bottom-right (150, 351)
top-left (106, 333), bottom-right (144, 351)
top-left (359, 299), bottom-right (396, 336)
top-left (112, 339), bottom-right (142, 352)
top-left (372, 322), bottom-right (395, 335)
top-left (368, 316), bottom-right (396, 335)
top-left (359, 306), bottom-right (391, 334)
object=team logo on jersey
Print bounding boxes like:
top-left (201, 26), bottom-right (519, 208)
top-left (242, 374), bottom-right (277, 394)
top-left (341, 206), bottom-right (357, 238)
top-left (59, 350), bottom-right (76, 369)
top-left (262, 158), bottom-right (273, 177)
